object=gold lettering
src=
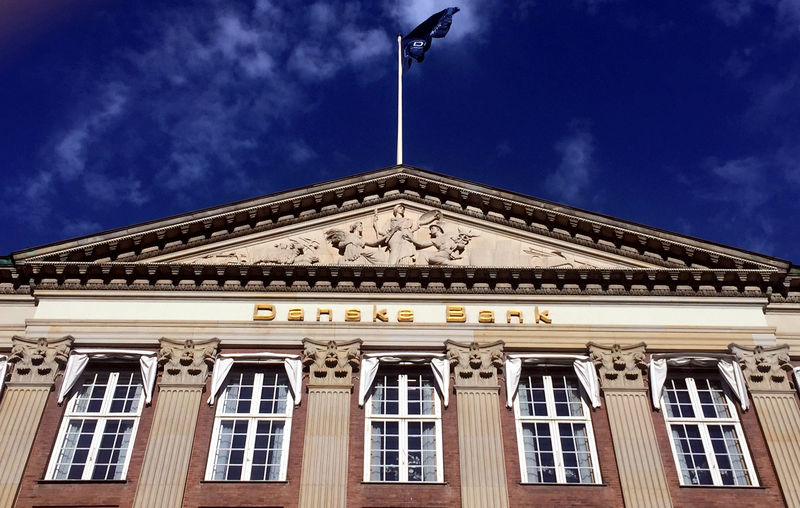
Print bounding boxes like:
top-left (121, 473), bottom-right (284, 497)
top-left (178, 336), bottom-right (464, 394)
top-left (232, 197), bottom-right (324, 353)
top-left (288, 308), bottom-right (304, 321)
top-left (397, 309), bottom-right (414, 322)
top-left (535, 306), bottom-right (552, 324)
top-left (373, 305), bottom-right (388, 322)
top-left (316, 308), bottom-right (332, 322)
top-left (446, 305), bottom-right (467, 323)
top-left (478, 310), bottom-right (495, 323)
top-left (253, 303), bottom-right (276, 321)
top-left (506, 310), bottom-right (523, 324)
top-left (345, 308), bottom-right (361, 322)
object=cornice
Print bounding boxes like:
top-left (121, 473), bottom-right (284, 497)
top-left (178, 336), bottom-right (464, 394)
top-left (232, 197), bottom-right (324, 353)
top-left (11, 166), bottom-right (789, 271)
top-left (5, 261), bottom-right (797, 298)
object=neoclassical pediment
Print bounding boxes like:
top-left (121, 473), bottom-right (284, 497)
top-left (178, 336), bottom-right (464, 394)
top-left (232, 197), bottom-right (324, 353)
top-left (11, 165), bottom-right (789, 274)
top-left (151, 201), bottom-right (657, 269)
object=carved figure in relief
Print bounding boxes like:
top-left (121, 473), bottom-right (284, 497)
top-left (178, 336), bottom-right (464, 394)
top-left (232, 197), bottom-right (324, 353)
top-left (324, 221), bottom-right (385, 264)
top-left (373, 204), bottom-right (420, 264)
top-left (253, 237), bottom-right (320, 265)
top-left (406, 222), bottom-right (479, 265)
top-left (200, 252), bottom-right (248, 264)
top-left (523, 246), bottom-right (597, 268)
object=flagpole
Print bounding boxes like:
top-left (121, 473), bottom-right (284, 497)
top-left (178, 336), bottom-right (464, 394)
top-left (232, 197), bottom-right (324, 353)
top-left (396, 33), bottom-right (403, 165)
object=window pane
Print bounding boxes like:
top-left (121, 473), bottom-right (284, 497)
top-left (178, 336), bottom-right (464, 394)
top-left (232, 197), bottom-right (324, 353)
top-left (663, 378), bottom-right (694, 418)
top-left (109, 371), bottom-right (143, 414)
top-left (91, 419), bottom-right (134, 480)
top-left (53, 419), bottom-right (97, 480)
top-left (370, 420), bottom-right (400, 481)
top-left (695, 379), bottom-right (731, 419)
top-left (559, 422), bottom-right (595, 484)
top-left (407, 421), bottom-right (438, 482)
top-left (518, 375), bottom-right (547, 417)
top-left (371, 374), bottom-right (400, 416)
top-left (72, 372), bottom-right (110, 413)
top-left (521, 422), bottom-right (556, 483)
top-left (407, 374), bottom-right (436, 416)
top-left (708, 424), bottom-right (752, 486)
top-left (552, 375), bottom-right (584, 417)
top-left (222, 372), bottom-right (255, 414)
top-left (671, 424), bottom-right (712, 485)
top-left (259, 371), bottom-right (290, 415)
top-left (211, 419), bottom-right (249, 480)
top-left (250, 420), bottom-right (285, 481)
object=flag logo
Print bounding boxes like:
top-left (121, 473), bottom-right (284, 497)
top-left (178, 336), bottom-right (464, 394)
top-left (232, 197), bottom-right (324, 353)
top-left (402, 7), bottom-right (459, 69)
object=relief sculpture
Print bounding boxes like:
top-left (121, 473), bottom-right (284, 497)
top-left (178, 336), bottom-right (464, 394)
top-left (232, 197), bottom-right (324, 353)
top-left (523, 246), bottom-right (597, 268)
top-left (325, 222), bottom-right (385, 264)
top-left (326, 206), bottom-right (478, 266)
top-left (373, 204), bottom-right (421, 264)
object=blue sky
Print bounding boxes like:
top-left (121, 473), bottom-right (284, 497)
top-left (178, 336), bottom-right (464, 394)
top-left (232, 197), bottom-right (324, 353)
top-left (1, 0), bottom-right (798, 263)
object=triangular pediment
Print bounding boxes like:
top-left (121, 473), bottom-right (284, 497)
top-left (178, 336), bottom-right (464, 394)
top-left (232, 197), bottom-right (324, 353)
top-left (153, 200), bottom-right (658, 269)
top-left (12, 165), bottom-right (789, 273)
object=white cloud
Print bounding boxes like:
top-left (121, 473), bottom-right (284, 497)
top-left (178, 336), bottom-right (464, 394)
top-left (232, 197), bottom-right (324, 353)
top-left (545, 123), bottom-right (597, 204)
top-left (710, 0), bottom-right (754, 25)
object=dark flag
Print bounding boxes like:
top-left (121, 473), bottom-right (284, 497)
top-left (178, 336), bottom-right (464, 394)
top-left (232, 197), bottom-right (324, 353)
top-left (402, 7), bottom-right (460, 69)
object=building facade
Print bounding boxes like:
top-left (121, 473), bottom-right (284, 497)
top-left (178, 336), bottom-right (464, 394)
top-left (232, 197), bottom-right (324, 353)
top-left (0, 165), bottom-right (799, 508)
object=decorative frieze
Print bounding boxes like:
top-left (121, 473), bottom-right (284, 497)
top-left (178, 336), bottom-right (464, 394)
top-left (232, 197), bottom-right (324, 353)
top-left (588, 342), bottom-right (648, 390)
top-left (6, 335), bottom-right (72, 386)
top-left (446, 340), bottom-right (504, 388)
top-left (302, 339), bottom-right (361, 387)
top-left (730, 344), bottom-right (794, 392)
top-left (157, 338), bottom-right (218, 386)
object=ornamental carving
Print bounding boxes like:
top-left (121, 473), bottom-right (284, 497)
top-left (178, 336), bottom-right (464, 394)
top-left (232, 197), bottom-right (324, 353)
top-left (158, 338), bottom-right (219, 386)
top-left (588, 342), bottom-right (647, 390)
top-left (302, 339), bottom-right (361, 386)
top-left (730, 344), bottom-right (794, 392)
top-left (7, 335), bottom-right (72, 386)
top-left (446, 340), bottom-right (504, 388)
top-left (175, 203), bottom-right (634, 268)
top-left (523, 246), bottom-right (598, 269)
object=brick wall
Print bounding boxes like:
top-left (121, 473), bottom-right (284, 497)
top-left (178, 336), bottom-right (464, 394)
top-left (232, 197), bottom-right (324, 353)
top-left (12, 354), bottom-right (796, 508)
top-left (15, 365), bottom-right (156, 508)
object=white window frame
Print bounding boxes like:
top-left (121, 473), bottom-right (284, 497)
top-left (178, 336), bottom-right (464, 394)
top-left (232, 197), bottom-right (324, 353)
top-left (363, 369), bottom-right (444, 483)
top-left (205, 367), bottom-right (293, 481)
top-left (46, 368), bottom-right (144, 480)
top-left (661, 374), bottom-right (758, 487)
top-left (513, 370), bottom-right (602, 484)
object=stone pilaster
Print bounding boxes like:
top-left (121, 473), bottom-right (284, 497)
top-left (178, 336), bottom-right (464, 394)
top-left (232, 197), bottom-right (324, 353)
top-left (731, 344), bottom-right (800, 507)
top-left (0, 335), bottom-right (72, 508)
top-left (589, 343), bottom-right (672, 508)
top-left (446, 340), bottom-right (508, 508)
top-left (298, 339), bottom-right (361, 508)
top-left (132, 338), bottom-right (218, 508)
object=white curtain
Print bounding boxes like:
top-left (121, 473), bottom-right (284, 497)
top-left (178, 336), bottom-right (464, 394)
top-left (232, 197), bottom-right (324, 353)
top-left (358, 352), bottom-right (450, 408)
top-left (649, 354), bottom-right (749, 411)
top-left (794, 367), bottom-right (800, 396)
top-left (58, 349), bottom-right (158, 405)
top-left (505, 354), bottom-right (601, 408)
top-left (0, 355), bottom-right (7, 400)
top-left (207, 352), bottom-right (303, 405)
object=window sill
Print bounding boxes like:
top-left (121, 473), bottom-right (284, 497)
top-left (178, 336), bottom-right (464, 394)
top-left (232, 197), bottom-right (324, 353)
top-left (361, 481), bottom-right (448, 486)
top-left (518, 482), bottom-right (607, 487)
top-left (200, 480), bottom-right (289, 484)
top-left (678, 484), bottom-right (765, 489)
top-left (37, 479), bottom-right (127, 484)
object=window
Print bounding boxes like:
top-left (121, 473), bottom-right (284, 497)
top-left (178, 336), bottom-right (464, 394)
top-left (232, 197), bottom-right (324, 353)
top-left (514, 370), bottom-right (601, 484)
top-left (662, 375), bottom-right (757, 486)
top-left (47, 369), bottom-right (144, 480)
top-left (364, 370), bottom-right (443, 482)
top-left (206, 368), bottom-right (293, 481)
